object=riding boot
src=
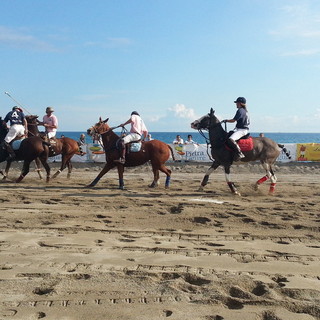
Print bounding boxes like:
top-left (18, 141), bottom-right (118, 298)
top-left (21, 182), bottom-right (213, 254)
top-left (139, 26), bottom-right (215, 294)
top-left (228, 138), bottom-right (245, 161)
top-left (4, 141), bottom-right (16, 161)
top-left (114, 140), bottom-right (126, 164)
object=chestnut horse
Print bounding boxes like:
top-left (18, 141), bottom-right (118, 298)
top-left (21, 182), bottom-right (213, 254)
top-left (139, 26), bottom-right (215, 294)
top-left (191, 108), bottom-right (291, 195)
top-left (26, 115), bottom-right (80, 179)
top-left (86, 117), bottom-right (174, 189)
top-left (0, 117), bottom-right (51, 182)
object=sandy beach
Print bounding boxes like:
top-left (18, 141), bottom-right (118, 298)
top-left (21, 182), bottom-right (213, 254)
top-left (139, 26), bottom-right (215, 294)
top-left (0, 161), bottom-right (319, 320)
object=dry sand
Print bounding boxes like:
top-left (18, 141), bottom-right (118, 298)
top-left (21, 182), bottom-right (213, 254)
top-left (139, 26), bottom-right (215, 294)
top-left (0, 161), bottom-right (319, 320)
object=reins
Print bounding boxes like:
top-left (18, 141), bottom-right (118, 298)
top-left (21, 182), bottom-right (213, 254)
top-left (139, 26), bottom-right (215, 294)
top-left (90, 124), bottom-right (127, 153)
top-left (198, 129), bottom-right (214, 162)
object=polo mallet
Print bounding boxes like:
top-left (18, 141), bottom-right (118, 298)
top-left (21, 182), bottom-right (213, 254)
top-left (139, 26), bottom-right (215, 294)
top-left (4, 91), bottom-right (32, 115)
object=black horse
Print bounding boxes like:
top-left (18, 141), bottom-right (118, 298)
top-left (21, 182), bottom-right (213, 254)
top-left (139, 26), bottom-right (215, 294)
top-left (191, 108), bottom-right (290, 195)
top-left (0, 117), bottom-right (51, 182)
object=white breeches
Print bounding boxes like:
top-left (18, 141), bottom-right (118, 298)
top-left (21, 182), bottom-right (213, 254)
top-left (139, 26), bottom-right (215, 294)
top-left (5, 124), bottom-right (25, 143)
top-left (47, 131), bottom-right (56, 139)
top-left (123, 133), bottom-right (141, 144)
top-left (229, 128), bottom-right (249, 141)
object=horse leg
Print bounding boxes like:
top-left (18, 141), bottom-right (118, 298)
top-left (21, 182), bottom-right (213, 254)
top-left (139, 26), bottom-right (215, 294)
top-left (52, 155), bottom-right (72, 179)
top-left (86, 163), bottom-right (114, 188)
top-left (34, 158), bottom-right (43, 180)
top-left (149, 167), bottom-right (160, 188)
top-left (39, 157), bottom-right (51, 182)
top-left (255, 162), bottom-right (277, 194)
top-left (2, 160), bottom-right (12, 180)
top-left (15, 161), bottom-right (31, 183)
top-left (117, 165), bottom-right (125, 190)
top-left (255, 162), bottom-right (272, 190)
top-left (224, 166), bottom-right (240, 196)
top-left (199, 162), bottom-right (220, 191)
top-left (66, 161), bottom-right (73, 179)
top-left (268, 166), bottom-right (277, 194)
top-left (159, 165), bottom-right (172, 189)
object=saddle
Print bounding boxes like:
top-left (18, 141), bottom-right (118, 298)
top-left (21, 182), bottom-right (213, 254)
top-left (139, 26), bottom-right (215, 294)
top-left (237, 136), bottom-right (254, 152)
top-left (226, 131), bottom-right (254, 152)
top-left (116, 138), bottom-right (142, 154)
top-left (11, 138), bottom-right (25, 150)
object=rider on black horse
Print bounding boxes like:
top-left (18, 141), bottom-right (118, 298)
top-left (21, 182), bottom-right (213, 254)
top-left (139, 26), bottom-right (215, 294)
top-left (114, 111), bottom-right (148, 164)
top-left (222, 97), bottom-right (250, 161)
top-left (1, 106), bottom-right (28, 161)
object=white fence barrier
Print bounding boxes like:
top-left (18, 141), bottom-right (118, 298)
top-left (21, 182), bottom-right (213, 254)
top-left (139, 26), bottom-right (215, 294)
top-left (53, 142), bottom-right (305, 163)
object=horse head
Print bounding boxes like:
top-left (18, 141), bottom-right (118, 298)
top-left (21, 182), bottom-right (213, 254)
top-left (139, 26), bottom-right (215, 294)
top-left (0, 117), bottom-right (9, 141)
top-left (191, 108), bottom-right (220, 131)
top-left (87, 117), bottom-right (110, 136)
top-left (26, 115), bottom-right (39, 124)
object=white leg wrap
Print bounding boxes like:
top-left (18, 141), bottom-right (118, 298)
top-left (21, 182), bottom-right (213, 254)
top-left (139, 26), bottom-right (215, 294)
top-left (270, 174), bottom-right (277, 183)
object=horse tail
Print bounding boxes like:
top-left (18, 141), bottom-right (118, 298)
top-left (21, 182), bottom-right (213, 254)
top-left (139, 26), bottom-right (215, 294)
top-left (167, 144), bottom-right (176, 161)
top-left (278, 144), bottom-right (291, 159)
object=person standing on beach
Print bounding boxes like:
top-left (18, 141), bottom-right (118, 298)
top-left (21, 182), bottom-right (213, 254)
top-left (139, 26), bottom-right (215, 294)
top-left (222, 97), bottom-right (250, 161)
top-left (114, 111), bottom-right (148, 164)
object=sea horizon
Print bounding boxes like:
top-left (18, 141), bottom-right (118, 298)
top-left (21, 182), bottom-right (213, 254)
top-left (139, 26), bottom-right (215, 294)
top-left (57, 131), bottom-right (320, 144)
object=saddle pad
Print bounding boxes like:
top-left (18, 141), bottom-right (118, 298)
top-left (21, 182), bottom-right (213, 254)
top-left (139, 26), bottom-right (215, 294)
top-left (238, 137), bottom-right (253, 152)
top-left (130, 142), bottom-right (142, 152)
top-left (12, 139), bottom-right (24, 150)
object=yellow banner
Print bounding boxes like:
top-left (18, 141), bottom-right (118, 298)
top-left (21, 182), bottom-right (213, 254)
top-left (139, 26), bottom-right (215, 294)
top-left (296, 143), bottom-right (320, 161)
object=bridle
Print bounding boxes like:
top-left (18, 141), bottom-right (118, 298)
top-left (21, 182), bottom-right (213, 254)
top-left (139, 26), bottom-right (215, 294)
top-left (195, 114), bottom-right (226, 162)
top-left (89, 122), bottom-right (128, 152)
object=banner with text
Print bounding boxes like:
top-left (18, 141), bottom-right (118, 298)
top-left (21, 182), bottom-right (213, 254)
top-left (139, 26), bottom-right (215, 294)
top-left (296, 143), bottom-right (320, 161)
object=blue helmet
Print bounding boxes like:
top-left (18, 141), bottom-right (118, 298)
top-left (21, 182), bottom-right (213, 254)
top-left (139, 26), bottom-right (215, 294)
top-left (234, 97), bottom-right (246, 104)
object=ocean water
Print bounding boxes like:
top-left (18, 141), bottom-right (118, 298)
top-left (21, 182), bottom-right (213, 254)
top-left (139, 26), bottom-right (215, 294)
top-left (58, 131), bottom-right (320, 144)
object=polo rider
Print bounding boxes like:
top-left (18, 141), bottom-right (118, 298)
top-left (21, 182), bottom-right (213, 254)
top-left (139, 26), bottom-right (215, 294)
top-left (2, 106), bottom-right (28, 161)
top-left (222, 97), bottom-right (250, 161)
top-left (114, 111), bottom-right (148, 164)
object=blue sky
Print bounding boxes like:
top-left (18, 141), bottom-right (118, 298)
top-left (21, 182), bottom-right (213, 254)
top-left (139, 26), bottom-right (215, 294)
top-left (1, 0), bottom-right (320, 132)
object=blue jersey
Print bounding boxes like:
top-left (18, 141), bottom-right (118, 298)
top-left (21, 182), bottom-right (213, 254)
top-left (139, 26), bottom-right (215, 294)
top-left (4, 110), bottom-right (25, 126)
top-left (233, 108), bottom-right (250, 129)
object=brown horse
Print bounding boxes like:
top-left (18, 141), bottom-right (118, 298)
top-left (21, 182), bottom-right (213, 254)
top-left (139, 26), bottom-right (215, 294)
top-left (86, 117), bottom-right (174, 189)
top-left (26, 115), bottom-right (80, 179)
top-left (0, 117), bottom-right (51, 182)
top-left (191, 108), bottom-right (291, 195)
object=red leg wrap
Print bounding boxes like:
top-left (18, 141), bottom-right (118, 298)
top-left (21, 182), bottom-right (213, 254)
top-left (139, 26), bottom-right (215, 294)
top-left (269, 183), bottom-right (276, 193)
top-left (257, 175), bottom-right (269, 185)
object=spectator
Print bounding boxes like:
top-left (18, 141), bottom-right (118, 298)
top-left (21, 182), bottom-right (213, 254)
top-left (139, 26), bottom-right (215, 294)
top-left (145, 133), bottom-right (153, 141)
top-left (259, 133), bottom-right (264, 137)
top-left (185, 134), bottom-right (198, 145)
top-left (173, 135), bottom-right (184, 144)
top-left (78, 133), bottom-right (86, 145)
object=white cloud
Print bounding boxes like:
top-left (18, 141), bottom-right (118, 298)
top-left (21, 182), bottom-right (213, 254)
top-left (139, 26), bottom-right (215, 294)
top-left (168, 104), bottom-right (197, 120)
top-left (0, 25), bottom-right (57, 52)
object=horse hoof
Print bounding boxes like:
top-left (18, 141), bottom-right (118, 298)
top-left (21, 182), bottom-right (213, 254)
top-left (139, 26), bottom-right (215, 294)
top-left (198, 186), bottom-right (204, 192)
top-left (234, 191), bottom-right (241, 196)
